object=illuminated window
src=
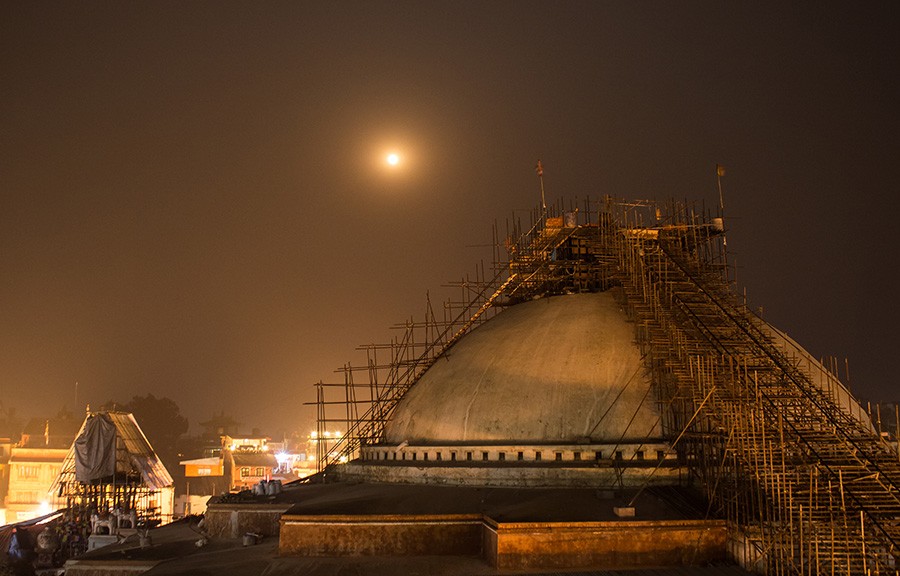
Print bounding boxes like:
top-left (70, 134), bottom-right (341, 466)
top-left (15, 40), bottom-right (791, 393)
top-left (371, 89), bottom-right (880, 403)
top-left (255, 467), bottom-right (265, 476)
top-left (18, 465), bottom-right (40, 479)
top-left (240, 467), bottom-right (250, 478)
top-left (11, 491), bottom-right (39, 503)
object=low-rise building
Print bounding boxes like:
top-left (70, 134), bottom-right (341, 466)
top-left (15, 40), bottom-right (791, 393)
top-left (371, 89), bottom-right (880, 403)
top-left (227, 451), bottom-right (276, 492)
top-left (5, 414), bottom-right (80, 523)
top-left (178, 456), bottom-right (227, 516)
top-left (217, 434), bottom-right (277, 492)
top-left (6, 446), bottom-right (68, 523)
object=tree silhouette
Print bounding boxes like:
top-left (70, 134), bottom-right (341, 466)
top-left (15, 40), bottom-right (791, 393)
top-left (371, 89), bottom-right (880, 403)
top-left (100, 394), bottom-right (188, 473)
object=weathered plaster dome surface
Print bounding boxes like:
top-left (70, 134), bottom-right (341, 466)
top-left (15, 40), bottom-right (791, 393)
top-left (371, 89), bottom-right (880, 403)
top-left (384, 290), bottom-right (662, 445)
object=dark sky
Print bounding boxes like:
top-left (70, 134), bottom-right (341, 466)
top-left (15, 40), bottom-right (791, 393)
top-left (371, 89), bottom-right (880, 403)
top-left (2, 2), bottom-right (899, 436)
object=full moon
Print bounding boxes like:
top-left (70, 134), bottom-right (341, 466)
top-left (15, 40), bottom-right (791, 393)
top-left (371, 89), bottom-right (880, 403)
top-left (386, 153), bottom-right (400, 166)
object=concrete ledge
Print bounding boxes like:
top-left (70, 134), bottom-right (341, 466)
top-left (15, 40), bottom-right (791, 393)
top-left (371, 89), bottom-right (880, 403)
top-left (63, 559), bottom-right (160, 576)
top-left (485, 517), bottom-right (727, 570)
top-left (361, 442), bottom-right (674, 464)
top-left (279, 514), bottom-right (483, 556)
top-left (337, 461), bottom-right (686, 488)
top-left (204, 503), bottom-right (294, 538)
top-left (279, 512), bottom-right (726, 571)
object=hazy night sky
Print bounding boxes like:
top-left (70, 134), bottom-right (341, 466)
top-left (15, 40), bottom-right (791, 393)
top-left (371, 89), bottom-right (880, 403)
top-left (2, 2), bottom-right (898, 436)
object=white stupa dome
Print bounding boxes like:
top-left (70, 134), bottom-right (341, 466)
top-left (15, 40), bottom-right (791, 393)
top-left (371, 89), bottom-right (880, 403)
top-left (384, 290), bottom-right (661, 446)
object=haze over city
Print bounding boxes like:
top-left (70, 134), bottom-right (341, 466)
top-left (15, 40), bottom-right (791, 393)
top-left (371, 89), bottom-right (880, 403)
top-left (2, 2), bottom-right (898, 436)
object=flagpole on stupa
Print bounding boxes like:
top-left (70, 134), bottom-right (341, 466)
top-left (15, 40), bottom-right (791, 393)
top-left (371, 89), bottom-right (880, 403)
top-left (716, 163), bottom-right (730, 282)
top-left (536, 160), bottom-right (546, 212)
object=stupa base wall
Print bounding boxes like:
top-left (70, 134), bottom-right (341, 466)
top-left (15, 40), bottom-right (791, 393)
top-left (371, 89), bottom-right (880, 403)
top-left (279, 514), bottom-right (483, 556)
top-left (486, 518), bottom-right (727, 570)
top-left (337, 461), bottom-right (687, 488)
top-left (204, 503), bottom-right (293, 538)
top-left (280, 513), bottom-right (727, 571)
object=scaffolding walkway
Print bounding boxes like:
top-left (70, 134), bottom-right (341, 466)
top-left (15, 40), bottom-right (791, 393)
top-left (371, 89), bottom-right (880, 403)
top-left (615, 218), bottom-right (900, 574)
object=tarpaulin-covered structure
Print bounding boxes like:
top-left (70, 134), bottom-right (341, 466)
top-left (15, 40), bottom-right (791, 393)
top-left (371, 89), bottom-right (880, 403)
top-left (51, 411), bottom-right (175, 544)
top-left (74, 413), bottom-right (117, 483)
top-left (56, 411), bottom-right (173, 491)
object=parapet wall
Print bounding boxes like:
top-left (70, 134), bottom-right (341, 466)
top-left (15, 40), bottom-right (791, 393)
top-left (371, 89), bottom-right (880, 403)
top-left (486, 518), bottom-right (727, 570)
top-left (338, 460), bottom-right (686, 488)
top-left (280, 513), bottom-right (727, 571)
top-left (280, 514), bottom-right (483, 556)
top-left (203, 503), bottom-right (293, 538)
top-left (361, 441), bottom-right (674, 464)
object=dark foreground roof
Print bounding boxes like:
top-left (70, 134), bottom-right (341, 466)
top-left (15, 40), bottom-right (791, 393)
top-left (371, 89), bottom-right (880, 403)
top-left (273, 482), bottom-right (708, 523)
top-left (71, 516), bottom-right (752, 576)
top-left (69, 482), bottom-right (751, 576)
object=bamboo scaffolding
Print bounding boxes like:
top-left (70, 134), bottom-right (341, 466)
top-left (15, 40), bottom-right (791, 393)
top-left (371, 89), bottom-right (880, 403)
top-left (313, 196), bottom-right (900, 574)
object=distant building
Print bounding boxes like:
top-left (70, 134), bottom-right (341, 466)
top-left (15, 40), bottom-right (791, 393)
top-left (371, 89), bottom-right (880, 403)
top-left (178, 456), bottom-right (227, 516)
top-left (227, 452), bottom-right (276, 492)
top-left (181, 457), bottom-right (225, 478)
top-left (220, 435), bottom-right (276, 492)
top-left (5, 414), bottom-right (80, 523)
top-left (177, 433), bottom-right (282, 510)
top-left (0, 407), bottom-right (23, 519)
top-left (6, 446), bottom-right (68, 523)
top-left (221, 434), bottom-right (268, 453)
top-left (0, 436), bottom-right (14, 522)
top-left (307, 429), bottom-right (342, 466)
top-left (18, 414), bottom-right (80, 448)
top-left (198, 412), bottom-right (242, 440)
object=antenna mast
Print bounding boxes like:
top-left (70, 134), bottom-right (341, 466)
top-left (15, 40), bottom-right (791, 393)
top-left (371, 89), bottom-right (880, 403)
top-left (716, 163), bottom-right (729, 281)
top-left (536, 160), bottom-right (546, 212)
